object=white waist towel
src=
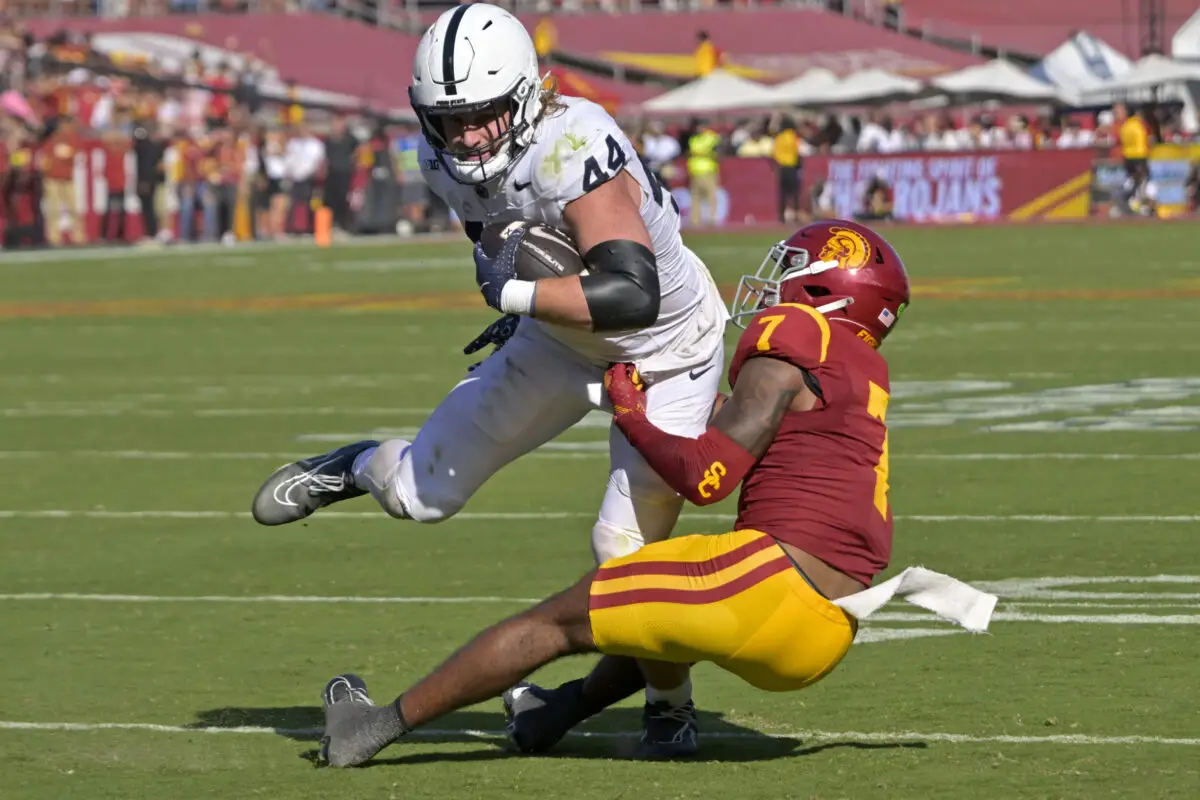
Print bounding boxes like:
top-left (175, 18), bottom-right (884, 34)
top-left (832, 566), bottom-right (998, 632)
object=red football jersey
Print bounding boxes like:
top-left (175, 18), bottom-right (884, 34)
top-left (728, 303), bottom-right (893, 585)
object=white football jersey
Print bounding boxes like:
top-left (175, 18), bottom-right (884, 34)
top-left (420, 96), bottom-right (728, 376)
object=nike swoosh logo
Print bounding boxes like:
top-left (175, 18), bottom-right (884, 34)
top-left (514, 180), bottom-right (532, 191)
top-left (271, 458), bottom-right (344, 507)
top-left (689, 365), bottom-right (716, 381)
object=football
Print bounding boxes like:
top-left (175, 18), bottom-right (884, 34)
top-left (479, 221), bottom-right (590, 281)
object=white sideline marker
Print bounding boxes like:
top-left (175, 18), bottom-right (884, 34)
top-left (0, 720), bottom-right (1196, 746)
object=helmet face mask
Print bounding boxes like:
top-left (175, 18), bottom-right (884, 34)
top-left (730, 220), bottom-right (910, 348)
top-left (730, 243), bottom-right (851, 329)
top-left (410, 4), bottom-right (544, 186)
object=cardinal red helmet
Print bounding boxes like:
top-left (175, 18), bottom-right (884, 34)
top-left (730, 219), bottom-right (910, 348)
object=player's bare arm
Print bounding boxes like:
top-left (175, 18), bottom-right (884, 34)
top-left (605, 356), bottom-right (812, 507)
top-left (711, 357), bottom-right (815, 457)
top-left (527, 171), bottom-right (657, 330)
top-left (474, 170), bottom-right (660, 332)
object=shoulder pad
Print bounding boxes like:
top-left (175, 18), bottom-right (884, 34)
top-left (530, 102), bottom-right (636, 207)
top-left (735, 303), bottom-right (831, 372)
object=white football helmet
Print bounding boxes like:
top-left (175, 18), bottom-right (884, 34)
top-left (410, 3), bottom-right (544, 185)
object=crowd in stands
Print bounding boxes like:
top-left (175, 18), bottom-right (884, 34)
top-left (0, 17), bottom-right (452, 248)
top-left (3, 5), bottom-right (1199, 247)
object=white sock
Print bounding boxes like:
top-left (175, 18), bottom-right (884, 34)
top-left (645, 678), bottom-right (692, 708)
top-left (350, 446), bottom-right (378, 491)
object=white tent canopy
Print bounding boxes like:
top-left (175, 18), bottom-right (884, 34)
top-left (764, 68), bottom-right (839, 105)
top-left (641, 69), bottom-right (779, 113)
top-left (1030, 31), bottom-right (1133, 99)
top-left (806, 69), bottom-right (925, 106)
top-left (932, 59), bottom-right (1065, 103)
top-left (1080, 54), bottom-right (1200, 102)
top-left (1172, 8), bottom-right (1200, 59)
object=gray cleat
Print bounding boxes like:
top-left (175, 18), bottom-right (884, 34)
top-left (319, 674), bottom-right (397, 768)
top-left (251, 440), bottom-right (379, 526)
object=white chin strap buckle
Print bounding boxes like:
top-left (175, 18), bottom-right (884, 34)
top-left (814, 297), bottom-right (853, 315)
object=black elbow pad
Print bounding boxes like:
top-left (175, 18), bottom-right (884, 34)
top-left (579, 240), bottom-right (660, 332)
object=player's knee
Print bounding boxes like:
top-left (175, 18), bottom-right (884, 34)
top-left (591, 519), bottom-right (645, 564)
top-left (385, 487), bottom-right (466, 524)
top-left (528, 573), bottom-right (597, 653)
top-left (361, 439), bottom-right (466, 524)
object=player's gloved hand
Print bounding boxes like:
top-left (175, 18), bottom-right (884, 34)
top-left (604, 363), bottom-right (647, 419)
top-left (473, 225), bottom-right (526, 311)
top-left (464, 314), bottom-right (521, 372)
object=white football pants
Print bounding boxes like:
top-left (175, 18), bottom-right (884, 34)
top-left (362, 317), bottom-right (724, 564)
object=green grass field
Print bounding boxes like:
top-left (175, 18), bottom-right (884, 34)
top-left (1, 223), bottom-right (1199, 799)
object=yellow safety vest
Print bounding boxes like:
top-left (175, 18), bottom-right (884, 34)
top-left (688, 130), bottom-right (720, 176)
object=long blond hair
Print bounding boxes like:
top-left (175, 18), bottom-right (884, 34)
top-left (536, 74), bottom-right (568, 124)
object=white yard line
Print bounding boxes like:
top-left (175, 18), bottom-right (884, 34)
top-left (3, 449), bottom-right (1200, 461)
top-left (0, 719), bottom-right (1195, 746)
top-left (1, 510), bottom-right (1197, 523)
top-left (2, 592), bottom-right (1194, 616)
top-left (0, 593), bottom-right (1196, 627)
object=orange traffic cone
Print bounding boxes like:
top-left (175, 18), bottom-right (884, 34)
top-left (314, 206), bottom-right (333, 248)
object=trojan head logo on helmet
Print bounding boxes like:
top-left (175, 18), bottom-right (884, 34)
top-left (818, 226), bottom-right (873, 270)
top-left (730, 219), bottom-right (910, 348)
top-left (409, 4), bottom-right (545, 185)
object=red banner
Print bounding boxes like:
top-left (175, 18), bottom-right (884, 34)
top-left (666, 150), bottom-right (1098, 227)
top-left (803, 150), bottom-right (1096, 223)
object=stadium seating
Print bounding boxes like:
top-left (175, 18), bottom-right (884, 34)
top-left (893, 0), bottom-right (1199, 58)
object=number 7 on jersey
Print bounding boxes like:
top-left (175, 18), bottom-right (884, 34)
top-left (866, 381), bottom-right (890, 520)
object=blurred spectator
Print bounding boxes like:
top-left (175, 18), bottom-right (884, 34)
top-left (394, 121), bottom-right (426, 234)
top-left (534, 17), bottom-right (556, 62)
top-left (1094, 109), bottom-right (1116, 148)
top-left (693, 31), bottom-right (723, 77)
top-left (771, 113), bottom-right (800, 224)
top-left (978, 114), bottom-right (1009, 148)
top-left (176, 130), bottom-right (207, 242)
top-left (100, 126), bottom-right (130, 243)
top-left (812, 112), bottom-right (844, 155)
top-left (735, 118), bottom-right (773, 157)
top-left (285, 79), bottom-right (303, 127)
top-left (323, 115), bottom-right (357, 233)
top-left (1187, 160), bottom-right (1198, 213)
top-left (640, 119), bottom-right (679, 187)
top-left (923, 113), bottom-right (960, 151)
top-left (1057, 117), bottom-right (1093, 149)
top-left (859, 113), bottom-right (902, 154)
top-left (686, 117), bottom-right (720, 226)
top-left (857, 171), bottom-right (894, 222)
top-left (809, 178), bottom-right (836, 220)
top-left (40, 114), bottom-right (85, 245)
top-left (257, 128), bottom-right (289, 241)
top-left (1009, 115), bottom-right (1033, 149)
top-left (2, 127), bottom-right (44, 249)
top-left (205, 63), bottom-right (235, 129)
top-left (284, 121), bottom-right (323, 235)
top-left (356, 122), bottom-right (397, 235)
top-left (1115, 103), bottom-right (1150, 212)
top-left (884, 0), bottom-right (904, 31)
top-left (157, 87), bottom-right (184, 131)
top-left (210, 126), bottom-right (242, 244)
top-left (133, 117), bottom-right (166, 242)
